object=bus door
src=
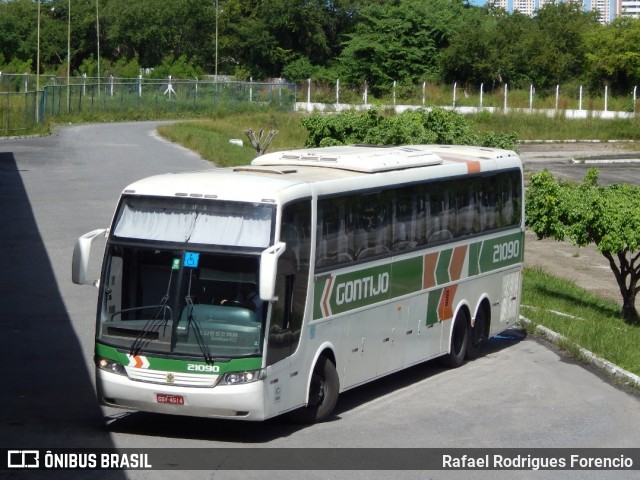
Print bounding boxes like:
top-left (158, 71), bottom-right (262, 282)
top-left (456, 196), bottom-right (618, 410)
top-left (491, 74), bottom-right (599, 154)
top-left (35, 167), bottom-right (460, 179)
top-left (263, 200), bottom-right (311, 415)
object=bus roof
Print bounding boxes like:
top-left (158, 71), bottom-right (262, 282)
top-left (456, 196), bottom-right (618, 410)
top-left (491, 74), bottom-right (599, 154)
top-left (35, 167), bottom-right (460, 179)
top-left (121, 145), bottom-right (521, 204)
top-left (252, 144), bottom-right (517, 173)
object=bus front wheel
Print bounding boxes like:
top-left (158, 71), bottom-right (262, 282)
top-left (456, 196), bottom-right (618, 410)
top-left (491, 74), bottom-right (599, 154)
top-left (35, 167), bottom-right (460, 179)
top-left (290, 355), bottom-right (339, 424)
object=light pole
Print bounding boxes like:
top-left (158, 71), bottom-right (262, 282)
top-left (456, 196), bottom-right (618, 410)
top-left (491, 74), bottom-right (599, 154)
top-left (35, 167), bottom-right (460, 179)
top-left (215, 0), bottom-right (218, 79)
top-left (96, 0), bottom-right (100, 97)
top-left (66, 0), bottom-right (71, 113)
top-left (36, 0), bottom-right (41, 122)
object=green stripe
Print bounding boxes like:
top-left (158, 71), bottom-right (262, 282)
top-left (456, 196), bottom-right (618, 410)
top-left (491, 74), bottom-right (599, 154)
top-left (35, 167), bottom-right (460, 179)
top-left (435, 249), bottom-right (452, 285)
top-left (95, 343), bottom-right (262, 374)
top-left (469, 242), bottom-right (481, 277)
top-left (426, 289), bottom-right (441, 326)
top-left (477, 232), bottom-right (524, 273)
top-left (313, 231), bottom-right (524, 320)
top-left (390, 257), bottom-right (423, 297)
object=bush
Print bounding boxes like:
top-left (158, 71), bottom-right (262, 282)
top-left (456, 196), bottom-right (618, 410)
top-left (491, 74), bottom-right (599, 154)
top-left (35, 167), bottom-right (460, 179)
top-left (301, 107), bottom-right (518, 150)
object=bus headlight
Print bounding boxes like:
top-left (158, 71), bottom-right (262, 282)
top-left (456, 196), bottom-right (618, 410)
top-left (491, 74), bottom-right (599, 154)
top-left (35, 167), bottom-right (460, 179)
top-left (220, 369), bottom-right (265, 385)
top-left (95, 356), bottom-right (127, 376)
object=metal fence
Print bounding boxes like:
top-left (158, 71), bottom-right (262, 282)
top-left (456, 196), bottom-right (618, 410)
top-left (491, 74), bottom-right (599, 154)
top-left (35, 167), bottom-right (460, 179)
top-left (0, 74), bottom-right (298, 135)
top-left (0, 91), bottom-right (40, 136)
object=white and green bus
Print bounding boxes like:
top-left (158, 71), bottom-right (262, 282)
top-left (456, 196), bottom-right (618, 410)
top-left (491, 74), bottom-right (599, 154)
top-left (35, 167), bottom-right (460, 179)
top-left (72, 144), bottom-right (524, 423)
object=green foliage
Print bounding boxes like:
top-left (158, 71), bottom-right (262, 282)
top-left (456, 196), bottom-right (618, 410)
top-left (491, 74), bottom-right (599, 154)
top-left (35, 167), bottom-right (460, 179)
top-left (301, 107), bottom-right (518, 149)
top-left (584, 17), bottom-right (640, 94)
top-left (0, 56), bottom-right (32, 75)
top-left (282, 57), bottom-right (317, 84)
top-left (147, 55), bottom-right (203, 80)
top-left (0, 0), bottom-right (637, 96)
top-left (338, 0), bottom-right (466, 95)
top-left (526, 169), bottom-right (640, 323)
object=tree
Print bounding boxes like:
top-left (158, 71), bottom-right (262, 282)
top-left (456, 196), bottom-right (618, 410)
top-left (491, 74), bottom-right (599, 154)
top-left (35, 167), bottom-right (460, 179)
top-left (526, 169), bottom-right (640, 324)
top-left (338, 0), bottom-right (467, 95)
top-left (585, 17), bottom-right (640, 95)
top-left (525, 3), bottom-right (600, 88)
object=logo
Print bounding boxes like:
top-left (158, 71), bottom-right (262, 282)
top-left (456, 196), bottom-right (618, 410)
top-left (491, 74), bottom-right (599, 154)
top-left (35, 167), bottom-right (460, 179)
top-left (166, 372), bottom-right (175, 384)
top-left (7, 450), bottom-right (39, 468)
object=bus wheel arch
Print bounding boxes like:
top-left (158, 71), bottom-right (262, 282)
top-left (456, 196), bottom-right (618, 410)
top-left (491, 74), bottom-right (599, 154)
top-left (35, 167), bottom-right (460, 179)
top-left (466, 298), bottom-right (491, 359)
top-left (443, 306), bottom-right (470, 368)
top-left (290, 348), bottom-right (340, 424)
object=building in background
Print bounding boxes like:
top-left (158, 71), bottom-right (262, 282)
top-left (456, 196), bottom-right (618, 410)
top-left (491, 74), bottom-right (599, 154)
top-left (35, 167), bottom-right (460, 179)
top-left (487, 0), bottom-right (615, 24)
top-left (617, 0), bottom-right (640, 17)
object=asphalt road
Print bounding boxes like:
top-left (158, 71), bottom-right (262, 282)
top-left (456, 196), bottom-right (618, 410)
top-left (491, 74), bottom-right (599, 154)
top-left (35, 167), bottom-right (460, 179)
top-left (1, 125), bottom-right (639, 480)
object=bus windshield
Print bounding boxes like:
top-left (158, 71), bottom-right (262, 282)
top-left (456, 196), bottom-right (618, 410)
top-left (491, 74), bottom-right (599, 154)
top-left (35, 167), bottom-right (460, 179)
top-left (112, 195), bottom-right (273, 248)
top-left (99, 246), bottom-right (267, 360)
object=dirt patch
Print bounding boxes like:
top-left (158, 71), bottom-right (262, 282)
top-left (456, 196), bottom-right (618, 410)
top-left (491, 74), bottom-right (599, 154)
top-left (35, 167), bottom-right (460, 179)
top-left (524, 230), bottom-right (620, 305)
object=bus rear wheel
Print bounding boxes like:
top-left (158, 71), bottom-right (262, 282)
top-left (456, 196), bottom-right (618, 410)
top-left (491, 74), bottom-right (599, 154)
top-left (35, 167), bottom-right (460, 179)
top-left (466, 309), bottom-right (487, 359)
top-left (443, 310), bottom-right (469, 368)
top-left (290, 355), bottom-right (339, 424)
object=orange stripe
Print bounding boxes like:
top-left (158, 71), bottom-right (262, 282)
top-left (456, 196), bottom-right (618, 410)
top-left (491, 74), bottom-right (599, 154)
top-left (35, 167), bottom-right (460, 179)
top-left (466, 161), bottom-right (481, 174)
top-left (423, 253), bottom-right (438, 289)
top-left (438, 285), bottom-right (457, 321)
top-left (447, 158), bottom-right (482, 174)
top-left (322, 276), bottom-right (334, 317)
top-left (449, 246), bottom-right (467, 281)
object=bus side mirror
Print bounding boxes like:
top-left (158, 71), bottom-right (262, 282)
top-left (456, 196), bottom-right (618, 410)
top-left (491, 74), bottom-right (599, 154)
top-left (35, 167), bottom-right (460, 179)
top-left (260, 242), bottom-right (286, 301)
top-left (72, 229), bottom-right (107, 286)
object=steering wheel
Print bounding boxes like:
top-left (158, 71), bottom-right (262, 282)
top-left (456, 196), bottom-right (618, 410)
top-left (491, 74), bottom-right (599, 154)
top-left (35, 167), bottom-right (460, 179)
top-left (221, 300), bottom-right (244, 308)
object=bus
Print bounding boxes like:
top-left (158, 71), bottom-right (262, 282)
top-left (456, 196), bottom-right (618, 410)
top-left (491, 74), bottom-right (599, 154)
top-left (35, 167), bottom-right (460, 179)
top-left (72, 144), bottom-right (524, 423)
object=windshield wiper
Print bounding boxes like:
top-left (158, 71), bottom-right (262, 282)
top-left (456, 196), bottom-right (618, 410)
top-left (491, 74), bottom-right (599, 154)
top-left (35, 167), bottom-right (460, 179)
top-left (130, 267), bottom-right (175, 357)
top-left (129, 300), bottom-right (172, 357)
top-left (183, 296), bottom-right (216, 364)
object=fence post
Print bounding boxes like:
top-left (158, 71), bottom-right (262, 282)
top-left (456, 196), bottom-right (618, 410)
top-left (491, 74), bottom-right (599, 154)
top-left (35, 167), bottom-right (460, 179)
top-left (480, 83), bottom-right (483, 108)
top-left (250, 77), bottom-right (253, 102)
top-left (336, 79), bottom-right (340, 105)
top-left (555, 85), bottom-right (559, 110)
top-left (504, 83), bottom-right (508, 111)
top-left (579, 85), bottom-right (583, 111)
top-left (422, 82), bottom-right (426, 107)
top-left (634, 86), bottom-right (637, 114)
top-left (529, 84), bottom-right (534, 111)
top-left (110, 75), bottom-right (114, 97)
top-left (363, 82), bottom-right (368, 106)
top-left (604, 85), bottom-right (608, 112)
top-left (138, 75), bottom-right (142, 98)
top-left (307, 78), bottom-right (311, 110)
top-left (452, 82), bottom-right (456, 108)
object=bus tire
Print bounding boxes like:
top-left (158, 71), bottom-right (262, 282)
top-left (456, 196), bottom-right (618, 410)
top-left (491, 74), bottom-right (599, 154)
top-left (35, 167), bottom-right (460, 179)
top-left (466, 308), bottom-right (487, 360)
top-left (290, 355), bottom-right (339, 424)
top-left (444, 310), bottom-right (469, 368)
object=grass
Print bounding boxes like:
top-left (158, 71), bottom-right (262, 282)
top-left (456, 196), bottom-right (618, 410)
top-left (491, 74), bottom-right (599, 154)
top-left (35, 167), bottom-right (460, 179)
top-left (521, 267), bottom-right (640, 379)
top-left (471, 111), bottom-right (640, 142)
top-left (156, 112), bottom-right (309, 166)
top-left (155, 110), bottom-right (640, 168)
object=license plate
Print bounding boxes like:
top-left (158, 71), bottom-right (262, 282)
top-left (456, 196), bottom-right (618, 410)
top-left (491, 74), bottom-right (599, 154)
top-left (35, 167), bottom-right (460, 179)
top-left (156, 393), bottom-right (184, 405)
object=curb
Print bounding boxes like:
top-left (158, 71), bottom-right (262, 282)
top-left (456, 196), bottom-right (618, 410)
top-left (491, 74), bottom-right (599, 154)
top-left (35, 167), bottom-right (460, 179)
top-left (518, 316), bottom-right (640, 389)
top-left (571, 157), bottom-right (640, 164)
